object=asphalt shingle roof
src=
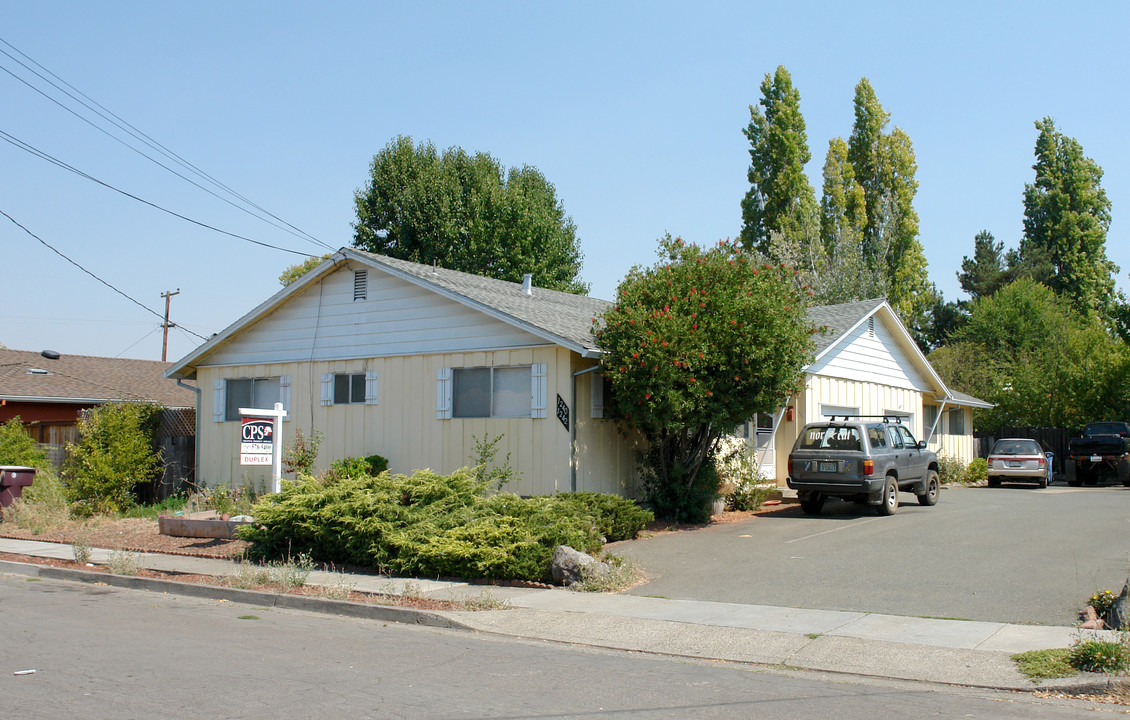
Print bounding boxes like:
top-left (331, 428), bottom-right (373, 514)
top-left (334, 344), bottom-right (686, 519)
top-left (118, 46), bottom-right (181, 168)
top-left (806, 297), bottom-right (887, 356)
top-left (351, 250), bottom-right (611, 354)
top-left (0, 349), bottom-right (196, 407)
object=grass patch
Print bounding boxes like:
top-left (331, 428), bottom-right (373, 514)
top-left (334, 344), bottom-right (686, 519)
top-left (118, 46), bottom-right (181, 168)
top-left (570, 554), bottom-right (642, 593)
top-left (106, 550), bottom-right (141, 576)
top-left (237, 615), bottom-right (260, 620)
top-left (1013, 648), bottom-right (1077, 680)
top-left (222, 554), bottom-right (313, 591)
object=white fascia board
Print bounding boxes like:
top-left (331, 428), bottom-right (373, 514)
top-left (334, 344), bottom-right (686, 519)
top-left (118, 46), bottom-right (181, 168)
top-left (806, 300), bottom-right (949, 398)
top-left (164, 252), bottom-right (349, 380)
top-left (345, 249), bottom-right (597, 358)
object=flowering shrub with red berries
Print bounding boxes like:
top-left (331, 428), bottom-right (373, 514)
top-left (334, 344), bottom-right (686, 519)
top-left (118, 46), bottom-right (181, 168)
top-left (593, 235), bottom-right (815, 521)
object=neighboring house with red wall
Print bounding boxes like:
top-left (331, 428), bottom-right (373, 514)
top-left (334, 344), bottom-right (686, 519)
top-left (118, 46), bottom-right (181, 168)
top-left (0, 348), bottom-right (196, 464)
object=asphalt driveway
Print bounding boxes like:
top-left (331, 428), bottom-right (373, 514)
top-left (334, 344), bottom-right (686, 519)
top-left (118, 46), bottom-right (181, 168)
top-left (612, 483), bottom-right (1130, 626)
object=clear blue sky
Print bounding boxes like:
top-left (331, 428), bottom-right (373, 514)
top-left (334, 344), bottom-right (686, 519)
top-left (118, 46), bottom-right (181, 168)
top-left (3, 2), bottom-right (1128, 362)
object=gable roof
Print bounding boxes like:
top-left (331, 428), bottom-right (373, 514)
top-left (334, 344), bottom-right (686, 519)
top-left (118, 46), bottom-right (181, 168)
top-left (166, 250), bottom-right (989, 409)
top-left (350, 250), bottom-right (610, 356)
top-left (0, 349), bottom-right (195, 407)
top-left (807, 297), bottom-right (990, 409)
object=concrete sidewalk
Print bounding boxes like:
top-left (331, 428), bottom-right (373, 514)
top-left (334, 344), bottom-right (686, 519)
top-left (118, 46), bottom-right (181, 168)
top-left (0, 537), bottom-right (1108, 691)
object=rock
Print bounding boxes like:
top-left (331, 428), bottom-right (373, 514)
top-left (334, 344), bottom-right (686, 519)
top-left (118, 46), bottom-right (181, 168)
top-left (551, 545), bottom-right (610, 587)
top-left (1106, 580), bottom-right (1130, 630)
top-left (1081, 605), bottom-right (1106, 630)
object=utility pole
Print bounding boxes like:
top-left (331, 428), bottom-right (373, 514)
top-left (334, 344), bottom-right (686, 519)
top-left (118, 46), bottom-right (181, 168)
top-left (161, 289), bottom-right (180, 362)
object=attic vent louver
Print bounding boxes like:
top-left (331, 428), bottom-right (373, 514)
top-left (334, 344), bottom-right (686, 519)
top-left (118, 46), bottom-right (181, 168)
top-left (353, 270), bottom-right (367, 301)
top-left (868, 317), bottom-right (875, 337)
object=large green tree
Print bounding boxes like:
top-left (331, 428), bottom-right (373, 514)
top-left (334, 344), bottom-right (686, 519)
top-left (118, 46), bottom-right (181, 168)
top-left (839, 79), bottom-right (933, 341)
top-left (958, 230), bottom-right (1017, 302)
top-left (1020, 118), bottom-right (1118, 317)
top-left (595, 235), bottom-right (814, 521)
top-left (739, 66), bottom-right (819, 256)
top-left (931, 278), bottom-right (1130, 430)
top-left (353, 136), bottom-right (588, 293)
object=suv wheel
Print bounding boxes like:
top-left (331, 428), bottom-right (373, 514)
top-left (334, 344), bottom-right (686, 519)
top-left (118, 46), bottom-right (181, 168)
top-left (917, 470), bottom-right (939, 506)
top-left (876, 477), bottom-right (899, 516)
top-left (799, 492), bottom-right (825, 515)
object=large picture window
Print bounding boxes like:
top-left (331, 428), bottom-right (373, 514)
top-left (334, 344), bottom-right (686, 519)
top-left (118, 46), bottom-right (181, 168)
top-left (225, 377), bottom-right (280, 421)
top-left (453, 366), bottom-right (532, 418)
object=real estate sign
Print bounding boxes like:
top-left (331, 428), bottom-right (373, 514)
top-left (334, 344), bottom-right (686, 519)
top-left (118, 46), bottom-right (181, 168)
top-left (240, 417), bottom-right (274, 465)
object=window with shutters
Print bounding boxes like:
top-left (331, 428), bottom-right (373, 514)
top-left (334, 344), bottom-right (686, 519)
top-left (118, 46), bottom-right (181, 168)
top-left (453, 366), bottom-right (531, 418)
top-left (334, 373), bottom-right (365, 404)
top-left (224, 377), bottom-right (281, 421)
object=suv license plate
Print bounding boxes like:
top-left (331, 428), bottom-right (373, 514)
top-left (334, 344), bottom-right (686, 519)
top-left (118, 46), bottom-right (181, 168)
top-left (818, 461), bottom-right (837, 473)
top-left (1090, 455), bottom-right (1103, 462)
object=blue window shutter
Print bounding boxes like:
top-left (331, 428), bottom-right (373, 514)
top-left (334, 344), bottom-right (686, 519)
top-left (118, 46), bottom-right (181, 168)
top-left (436, 368), bottom-right (452, 419)
top-left (531, 363), bottom-right (548, 419)
top-left (213, 379), bottom-right (225, 422)
top-left (365, 370), bottom-right (379, 405)
top-left (321, 373), bottom-right (333, 406)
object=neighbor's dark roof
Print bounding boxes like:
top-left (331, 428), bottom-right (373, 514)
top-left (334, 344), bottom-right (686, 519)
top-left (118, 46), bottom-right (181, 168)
top-left (351, 250), bottom-right (611, 354)
top-left (0, 349), bottom-right (196, 407)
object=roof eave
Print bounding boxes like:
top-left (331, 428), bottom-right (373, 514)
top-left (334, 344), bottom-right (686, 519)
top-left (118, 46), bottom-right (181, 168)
top-left (344, 249), bottom-right (596, 358)
top-left (165, 252), bottom-right (348, 379)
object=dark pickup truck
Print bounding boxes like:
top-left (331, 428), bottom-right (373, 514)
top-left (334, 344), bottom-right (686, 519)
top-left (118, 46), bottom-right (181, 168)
top-left (1067, 422), bottom-right (1130, 486)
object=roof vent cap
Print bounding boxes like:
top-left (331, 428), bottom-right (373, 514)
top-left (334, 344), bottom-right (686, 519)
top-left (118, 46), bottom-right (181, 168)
top-left (41, 350), bottom-right (61, 360)
top-left (522, 274), bottom-right (533, 295)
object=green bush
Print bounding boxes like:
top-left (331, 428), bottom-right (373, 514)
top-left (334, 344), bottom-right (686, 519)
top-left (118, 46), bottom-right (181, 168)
top-left (282, 428), bottom-right (323, 475)
top-left (962, 457), bottom-right (989, 485)
top-left (1070, 637), bottom-right (1130, 674)
top-left (640, 451), bottom-right (718, 524)
top-left (936, 454), bottom-right (965, 485)
top-left (0, 417), bottom-right (48, 469)
top-left (63, 402), bottom-right (162, 514)
top-left (240, 468), bottom-right (651, 582)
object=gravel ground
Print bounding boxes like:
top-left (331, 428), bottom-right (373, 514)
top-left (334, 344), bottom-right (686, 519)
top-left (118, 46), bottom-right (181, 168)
top-left (0, 516), bottom-right (249, 558)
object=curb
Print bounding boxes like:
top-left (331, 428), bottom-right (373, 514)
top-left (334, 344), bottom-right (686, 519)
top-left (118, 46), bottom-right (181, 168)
top-left (0, 558), bottom-right (473, 631)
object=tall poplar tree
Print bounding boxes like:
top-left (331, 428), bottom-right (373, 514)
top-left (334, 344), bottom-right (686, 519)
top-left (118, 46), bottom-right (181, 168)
top-left (739, 66), bottom-right (818, 256)
top-left (1020, 117), bottom-right (1117, 316)
top-left (840, 79), bottom-right (932, 334)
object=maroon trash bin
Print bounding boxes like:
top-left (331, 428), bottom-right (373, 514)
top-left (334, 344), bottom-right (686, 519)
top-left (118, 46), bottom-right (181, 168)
top-left (0, 466), bottom-right (37, 509)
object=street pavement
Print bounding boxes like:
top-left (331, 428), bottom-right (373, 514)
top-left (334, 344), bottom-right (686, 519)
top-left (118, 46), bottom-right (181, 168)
top-left (0, 534), bottom-right (1115, 693)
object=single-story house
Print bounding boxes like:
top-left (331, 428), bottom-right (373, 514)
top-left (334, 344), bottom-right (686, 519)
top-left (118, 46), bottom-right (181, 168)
top-left (0, 348), bottom-right (197, 464)
top-left (732, 298), bottom-right (992, 483)
top-left (166, 249), bottom-right (988, 495)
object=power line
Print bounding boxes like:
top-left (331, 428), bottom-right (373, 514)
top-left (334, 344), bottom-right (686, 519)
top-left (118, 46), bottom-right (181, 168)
top-left (0, 207), bottom-right (209, 341)
top-left (0, 36), bottom-right (334, 252)
top-left (115, 325), bottom-right (163, 358)
top-left (0, 129), bottom-right (315, 257)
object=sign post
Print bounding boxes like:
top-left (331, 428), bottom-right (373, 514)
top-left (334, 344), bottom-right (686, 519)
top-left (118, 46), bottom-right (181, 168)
top-left (239, 402), bottom-right (287, 493)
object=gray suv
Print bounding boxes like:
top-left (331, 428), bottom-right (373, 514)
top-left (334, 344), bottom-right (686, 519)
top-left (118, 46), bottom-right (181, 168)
top-left (786, 416), bottom-right (940, 516)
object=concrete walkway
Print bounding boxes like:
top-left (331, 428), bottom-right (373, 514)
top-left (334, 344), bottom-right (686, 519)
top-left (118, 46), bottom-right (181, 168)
top-left (0, 537), bottom-right (1110, 691)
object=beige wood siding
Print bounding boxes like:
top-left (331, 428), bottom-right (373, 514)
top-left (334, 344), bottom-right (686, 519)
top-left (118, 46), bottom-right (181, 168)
top-left (772, 374), bottom-right (925, 485)
top-left (196, 347), bottom-right (638, 497)
top-left (925, 405), bottom-right (975, 463)
top-left (572, 362), bottom-right (643, 497)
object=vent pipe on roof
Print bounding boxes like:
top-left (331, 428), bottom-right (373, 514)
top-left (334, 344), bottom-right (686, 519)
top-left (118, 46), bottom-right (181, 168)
top-left (522, 274), bottom-right (533, 295)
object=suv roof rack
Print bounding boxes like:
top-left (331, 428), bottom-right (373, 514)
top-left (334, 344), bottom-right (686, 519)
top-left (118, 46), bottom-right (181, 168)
top-left (825, 414), bottom-right (904, 424)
